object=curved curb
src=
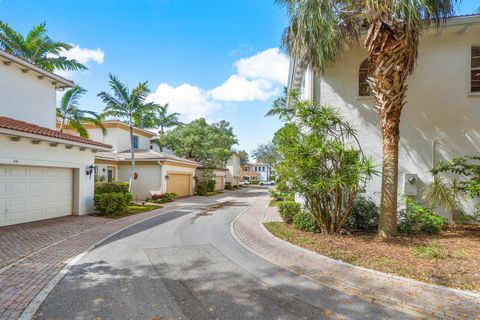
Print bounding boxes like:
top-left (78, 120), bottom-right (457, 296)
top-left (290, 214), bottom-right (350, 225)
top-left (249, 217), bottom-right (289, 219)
top-left (230, 199), bottom-right (480, 320)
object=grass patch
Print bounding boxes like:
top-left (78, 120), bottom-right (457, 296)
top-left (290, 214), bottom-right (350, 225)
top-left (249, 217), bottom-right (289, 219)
top-left (413, 244), bottom-right (448, 259)
top-left (95, 205), bottom-right (161, 219)
top-left (263, 221), bottom-right (480, 292)
top-left (269, 200), bottom-right (282, 207)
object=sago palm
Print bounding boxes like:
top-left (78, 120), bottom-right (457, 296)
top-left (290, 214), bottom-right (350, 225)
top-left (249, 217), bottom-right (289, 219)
top-left (278, 0), bottom-right (458, 237)
top-left (98, 74), bottom-right (161, 193)
top-left (0, 21), bottom-right (86, 71)
top-left (57, 86), bottom-right (103, 138)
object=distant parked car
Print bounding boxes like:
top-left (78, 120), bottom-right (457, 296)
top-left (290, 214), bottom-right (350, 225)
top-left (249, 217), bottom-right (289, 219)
top-left (259, 180), bottom-right (275, 185)
top-left (239, 180), bottom-right (250, 186)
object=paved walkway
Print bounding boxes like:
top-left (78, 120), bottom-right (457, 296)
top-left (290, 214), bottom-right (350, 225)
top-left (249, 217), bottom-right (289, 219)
top-left (233, 197), bottom-right (480, 320)
top-left (0, 192), bottom-right (232, 320)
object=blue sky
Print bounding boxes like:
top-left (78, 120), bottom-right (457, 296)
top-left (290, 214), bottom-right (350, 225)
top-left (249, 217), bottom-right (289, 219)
top-left (1, 0), bottom-right (478, 155)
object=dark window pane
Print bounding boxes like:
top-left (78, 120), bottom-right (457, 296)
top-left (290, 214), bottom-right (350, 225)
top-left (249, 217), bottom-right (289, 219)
top-left (472, 80), bottom-right (480, 92)
top-left (471, 70), bottom-right (480, 81)
top-left (472, 57), bottom-right (480, 69)
top-left (472, 46), bottom-right (480, 57)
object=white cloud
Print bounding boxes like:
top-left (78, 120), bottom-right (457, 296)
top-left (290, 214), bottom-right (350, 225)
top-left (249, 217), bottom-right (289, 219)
top-left (147, 47), bottom-right (289, 120)
top-left (235, 48), bottom-right (289, 85)
top-left (148, 83), bottom-right (221, 121)
top-left (61, 45), bottom-right (105, 64)
top-left (210, 75), bottom-right (276, 101)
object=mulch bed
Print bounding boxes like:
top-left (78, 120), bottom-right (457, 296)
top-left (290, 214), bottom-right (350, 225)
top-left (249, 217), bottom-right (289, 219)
top-left (264, 222), bottom-right (480, 292)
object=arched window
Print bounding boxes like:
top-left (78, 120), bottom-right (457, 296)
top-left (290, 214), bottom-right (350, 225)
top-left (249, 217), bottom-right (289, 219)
top-left (359, 59), bottom-right (371, 96)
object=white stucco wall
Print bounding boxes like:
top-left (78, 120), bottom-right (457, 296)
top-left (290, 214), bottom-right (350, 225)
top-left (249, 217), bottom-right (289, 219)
top-left (306, 23), bottom-right (480, 216)
top-left (117, 163), bottom-right (161, 200)
top-left (65, 127), bottom-right (151, 152)
top-left (226, 154), bottom-right (241, 185)
top-left (0, 135), bottom-right (96, 215)
top-left (0, 63), bottom-right (57, 129)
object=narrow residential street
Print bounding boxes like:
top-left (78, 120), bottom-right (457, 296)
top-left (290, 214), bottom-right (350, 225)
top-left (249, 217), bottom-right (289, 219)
top-left (33, 188), bottom-right (411, 320)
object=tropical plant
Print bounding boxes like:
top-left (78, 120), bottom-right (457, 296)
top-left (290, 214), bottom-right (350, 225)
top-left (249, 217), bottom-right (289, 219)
top-left (98, 74), bottom-right (161, 193)
top-left (161, 118), bottom-right (238, 168)
top-left (265, 87), bottom-right (295, 121)
top-left (277, 0), bottom-right (458, 237)
top-left (274, 98), bottom-right (376, 234)
top-left (431, 156), bottom-right (480, 216)
top-left (0, 21), bottom-right (87, 71)
top-left (252, 142), bottom-right (280, 180)
top-left (398, 197), bottom-right (445, 235)
top-left (422, 176), bottom-right (464, 216)
top-left (56, 86), bottom-right (104, 138)
top-left (133, 104), bottom-right (182, 133)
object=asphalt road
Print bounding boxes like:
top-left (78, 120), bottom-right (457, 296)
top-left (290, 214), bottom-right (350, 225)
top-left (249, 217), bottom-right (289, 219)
top-left (34, 188), bottom-right (412, 320)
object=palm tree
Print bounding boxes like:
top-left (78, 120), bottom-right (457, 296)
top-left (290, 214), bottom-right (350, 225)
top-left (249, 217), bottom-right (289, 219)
top-left (0, 21), bottom-right (86, 71)
top-left (57, 86), bottom-right (103, 138)
top-left (278, 0), bottom-right (458, 237)
top-left (133, 104), bottom-right (182, 133)
top-left (98, 74), bottom-right (161, 193)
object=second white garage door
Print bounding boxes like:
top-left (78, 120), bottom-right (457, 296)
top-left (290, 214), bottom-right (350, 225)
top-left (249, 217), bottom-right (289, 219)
top-left (0, 165), bottom-right (73, 227)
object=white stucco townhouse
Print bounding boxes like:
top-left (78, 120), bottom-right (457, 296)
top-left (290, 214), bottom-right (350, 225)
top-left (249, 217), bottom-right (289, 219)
top-left (226, 152), bottom-right (241, 186)
top-left (0, 50), bottom-right (112, 227)
top-left (288, 14), bottom-right (480, 220)
top-left (62, 120), bottom-right (200, 200)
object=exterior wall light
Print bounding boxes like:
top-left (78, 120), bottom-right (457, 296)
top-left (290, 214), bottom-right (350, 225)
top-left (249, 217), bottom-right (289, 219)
top-left (165, 175), bottom-right (169, 180)
top-left (86, 165), bottom-right (95, 178)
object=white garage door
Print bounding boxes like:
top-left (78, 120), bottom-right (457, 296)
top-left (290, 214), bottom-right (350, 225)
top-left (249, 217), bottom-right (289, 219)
top-left (0, 165), bottom-right (73, 227)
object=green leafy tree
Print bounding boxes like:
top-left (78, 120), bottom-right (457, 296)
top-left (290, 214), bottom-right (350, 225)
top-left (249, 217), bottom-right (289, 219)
top-left (278, 0), bottom-right (457, 237)
top-left (274, 97), bottom-right (376, 234)
top-left (161, 118), bottom-right (238, 168)
top-left (98, 74), bottom-right (161, 193)
top-left (252, 142), bottom-right (280, 180)
top-left (0, 21), bottom-right (87, 71)
top-left (238, 150), bottom-right (249, 165)
top-left (57, 86), bottom-right (104, 138)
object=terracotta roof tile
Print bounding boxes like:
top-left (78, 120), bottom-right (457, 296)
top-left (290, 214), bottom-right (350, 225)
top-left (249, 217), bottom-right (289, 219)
top-left (0, 116), bottom-right (112, 149)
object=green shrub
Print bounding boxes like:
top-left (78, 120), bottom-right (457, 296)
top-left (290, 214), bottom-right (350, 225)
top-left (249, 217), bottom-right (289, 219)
top-left (269, 189), bottom-right (280, 199)
top-left (250, 180), bottom-right (260, 185)
top-left (278, 201), bottom-right (301, 224)
top-left (95, 182), bottom-right (129, 194)
top-left (293, 211), bottom-right (320, 232)
top-left (225, 182), bottom-right (233, 190)
top-left (232, 185), bottom-right (239, 189)
top-left (345, 196), bottom-right (379, 231)
top-left (196, 183), bottom-right (208, 196)
top-left (207, 179), bottom-right (216, 192)
top-left (398, 198), bottom-right (446, 235)
top-left (94, 192), bottom-right (132, 215)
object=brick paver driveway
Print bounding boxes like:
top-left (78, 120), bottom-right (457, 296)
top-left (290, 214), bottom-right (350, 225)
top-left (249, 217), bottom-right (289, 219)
top-left (0, 193), bottom-right (231, 320)
top-left (0, 215), bottom-right (110, 270)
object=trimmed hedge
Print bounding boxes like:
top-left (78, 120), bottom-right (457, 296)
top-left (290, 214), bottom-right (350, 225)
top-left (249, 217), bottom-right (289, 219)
top-left (278, 201), bottom-right (301, 224)
top-left (225, 182), bottom-right (233, 190)
top-left (207, 179), bottom-right (216, 192)
top-left (95, 182), bottom-right (129, 194)
top-left (94, 192), bottom-right (132, 215)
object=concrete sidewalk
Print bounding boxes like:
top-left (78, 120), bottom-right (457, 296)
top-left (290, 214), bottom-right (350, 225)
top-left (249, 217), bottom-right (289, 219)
top-left (0, 191), bottom-right (237, 320)
top-left (232, 197), bottom-right (480, 320)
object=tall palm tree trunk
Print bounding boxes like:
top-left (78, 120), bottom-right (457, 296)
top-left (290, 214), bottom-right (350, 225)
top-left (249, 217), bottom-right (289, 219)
top-left (366, 22), bottom-right (411, 238)
top-left (129, 122), bottom-right (135, 194)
